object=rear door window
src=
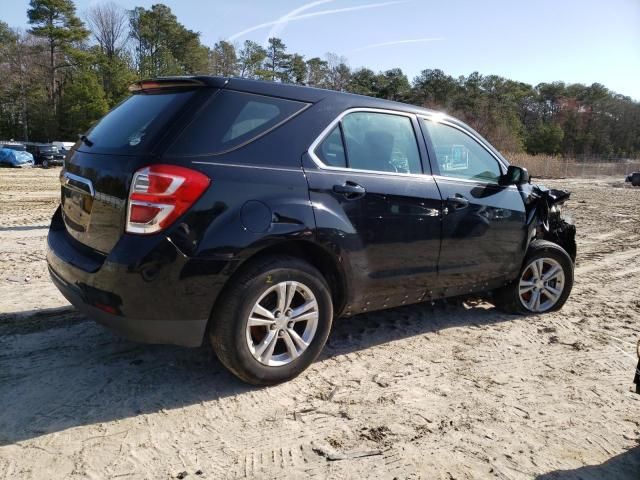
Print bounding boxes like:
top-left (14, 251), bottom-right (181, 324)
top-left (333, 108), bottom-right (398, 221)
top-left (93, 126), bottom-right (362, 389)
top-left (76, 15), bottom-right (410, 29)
top-left (315, 126), bottom-right (347, 167)
top-left (82, 90), bottom-right (199, 154)
top-left (168, 91), bottom-right (308, 156)
top-left (314, 111), bottom-right (422, 174)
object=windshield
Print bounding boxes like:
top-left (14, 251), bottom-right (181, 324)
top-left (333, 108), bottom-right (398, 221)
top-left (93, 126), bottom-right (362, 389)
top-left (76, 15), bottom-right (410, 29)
top-left (40, 145), bottom-right (57, 152)
top-left (81, 89), bottom-right (200, 155)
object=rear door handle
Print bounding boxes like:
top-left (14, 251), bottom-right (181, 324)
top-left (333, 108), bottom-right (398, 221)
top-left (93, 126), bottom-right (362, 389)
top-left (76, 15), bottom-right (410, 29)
top-left (446, 194), bottom-right (469, 210)
top-left (333, 181), bottom-right (366, 199)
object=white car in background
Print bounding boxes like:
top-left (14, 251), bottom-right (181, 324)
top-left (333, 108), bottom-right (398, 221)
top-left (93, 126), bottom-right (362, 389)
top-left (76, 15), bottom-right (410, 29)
top-left (52, 141), bottom-right (75, 155)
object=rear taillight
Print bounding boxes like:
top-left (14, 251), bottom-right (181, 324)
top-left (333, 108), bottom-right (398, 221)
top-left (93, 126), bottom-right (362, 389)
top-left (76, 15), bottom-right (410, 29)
top-left (126, 164), bottom-right (210, 234)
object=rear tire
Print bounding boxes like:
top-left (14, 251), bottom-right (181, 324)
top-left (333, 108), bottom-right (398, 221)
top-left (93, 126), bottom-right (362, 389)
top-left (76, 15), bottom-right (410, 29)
top-left (493, 240), bottom-right (574, 314)
top-left (209, 255), bottom-right (333, 385)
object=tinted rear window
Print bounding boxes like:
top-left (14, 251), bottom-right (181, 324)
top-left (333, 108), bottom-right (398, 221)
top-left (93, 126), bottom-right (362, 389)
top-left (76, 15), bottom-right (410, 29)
top-left (168, 90), bottom-right (308, 156)
top-left (82, 90), bottom-right (198, 154)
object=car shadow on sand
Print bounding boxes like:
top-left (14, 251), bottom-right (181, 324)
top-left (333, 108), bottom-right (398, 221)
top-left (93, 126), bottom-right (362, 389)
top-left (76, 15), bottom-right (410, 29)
top-left (536, 445), bottom-right (640, 480)
top-left (0, 299), bottom-right (518, 446)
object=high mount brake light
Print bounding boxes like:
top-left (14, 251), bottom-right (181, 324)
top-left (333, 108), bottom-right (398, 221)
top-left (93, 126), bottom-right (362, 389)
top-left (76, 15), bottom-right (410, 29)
top-left (128, 79), bottom-right (205, 92)
top-left (126, 164), bottom-right (210, 234)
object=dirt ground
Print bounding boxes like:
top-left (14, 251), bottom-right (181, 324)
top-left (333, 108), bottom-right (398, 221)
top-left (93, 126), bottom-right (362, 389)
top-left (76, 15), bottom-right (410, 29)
top-left (0, 167), bottom-right (639, 480)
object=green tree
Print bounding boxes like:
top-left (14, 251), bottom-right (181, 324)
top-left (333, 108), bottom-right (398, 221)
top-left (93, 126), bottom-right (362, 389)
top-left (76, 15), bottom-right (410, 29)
top-left (324, 53), bottom-right (350, 91)
top-left (129, 4), bottom-right (208, 78)
top-left (27, 0), bottom-right (89, 123)
top-left (264, 37), bottom-right (290, 81)
top-left (348, 68), bottom-right (379, 96)
top-left (286, 53), bottom-right (307, 84)
top-left (525, 122), bottom-right (565, 154)
top-left (57, 67), bottom-right (109, 138)
top-left (237, 40), bottom-right (266, 79)
top-left (306, 57), bottom-right (328, 87)
top-left (85, 0), bottom-right (131, 105)
top-left (377, 68), bottom-right (410, 101)
top-left (210, 40), bottom-right (237, 76)
top-left (412, 69), bottom-right (457, 108)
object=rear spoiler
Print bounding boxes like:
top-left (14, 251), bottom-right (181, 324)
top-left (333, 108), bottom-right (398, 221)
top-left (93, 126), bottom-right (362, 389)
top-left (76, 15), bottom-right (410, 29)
top-left (128, 76), bottom-right (229, 93)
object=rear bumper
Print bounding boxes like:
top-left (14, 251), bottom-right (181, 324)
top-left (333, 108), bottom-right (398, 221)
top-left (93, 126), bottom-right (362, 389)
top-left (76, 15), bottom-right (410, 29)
top-left (48, 265), bottom-right (207, 346)
top-left (46, 207), bottom-right (230, 347)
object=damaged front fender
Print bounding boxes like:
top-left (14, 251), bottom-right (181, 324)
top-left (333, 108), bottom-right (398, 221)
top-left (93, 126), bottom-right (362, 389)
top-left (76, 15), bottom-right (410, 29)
top-left (520, 183), bottom-right (577, 262)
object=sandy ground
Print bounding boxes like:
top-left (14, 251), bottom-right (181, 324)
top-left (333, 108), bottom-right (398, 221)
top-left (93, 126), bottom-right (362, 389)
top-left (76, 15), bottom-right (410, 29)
top-left (0, 167), bottom-right (638, 480)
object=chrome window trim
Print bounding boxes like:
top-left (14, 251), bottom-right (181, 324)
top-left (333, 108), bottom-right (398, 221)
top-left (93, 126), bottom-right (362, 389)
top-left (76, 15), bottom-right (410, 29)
top-left (418, 113), bottom-right (509, 172)
top-left (192, 161), bottom-right (302, 173)
top-left (432, 174), bottom-right (519, 191)
top-left (307, 107), bottom-right (426, 178)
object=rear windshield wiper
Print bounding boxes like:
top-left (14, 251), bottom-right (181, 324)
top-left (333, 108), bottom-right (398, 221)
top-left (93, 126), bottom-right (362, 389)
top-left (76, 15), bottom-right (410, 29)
top-left (79, 135), bottom-right (94, 147)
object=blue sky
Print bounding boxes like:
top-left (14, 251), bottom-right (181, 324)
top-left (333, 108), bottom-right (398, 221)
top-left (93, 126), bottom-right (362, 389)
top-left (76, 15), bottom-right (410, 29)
top-left (5, 0), bottom-right (640, 99)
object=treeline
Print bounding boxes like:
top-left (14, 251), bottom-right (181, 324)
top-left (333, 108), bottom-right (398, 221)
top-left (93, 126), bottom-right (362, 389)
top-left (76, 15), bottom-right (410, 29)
top-left (1, 0), bottom-right (639, 157)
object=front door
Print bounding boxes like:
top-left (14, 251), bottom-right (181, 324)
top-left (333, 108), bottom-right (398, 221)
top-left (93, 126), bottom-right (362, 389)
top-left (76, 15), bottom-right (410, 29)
top-left (420, 116), bottom-right (528, 294)
top-left (304, 109), bottom-right (443, 314)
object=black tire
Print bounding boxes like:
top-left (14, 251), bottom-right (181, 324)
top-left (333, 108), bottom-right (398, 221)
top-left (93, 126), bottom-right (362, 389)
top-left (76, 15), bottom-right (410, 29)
top-left (209, 255), bottom-right (333, 385)
top-left (493, 240), bottom-right (574, 314)
top-left (42, 159), bottom-right (49, 168)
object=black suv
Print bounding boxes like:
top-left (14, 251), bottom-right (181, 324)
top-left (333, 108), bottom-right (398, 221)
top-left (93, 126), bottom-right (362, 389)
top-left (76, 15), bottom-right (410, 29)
top-left (26, 143), bottom-right (64, 168)
top-left (47, 77), bottom-right (576, 385)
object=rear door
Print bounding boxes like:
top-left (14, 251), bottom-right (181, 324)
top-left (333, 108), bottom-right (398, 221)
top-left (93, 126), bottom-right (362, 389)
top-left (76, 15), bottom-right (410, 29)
top-left (304, 109), bottom-right (443, 312)
top-left (420, 116), bottom-right (527, 292)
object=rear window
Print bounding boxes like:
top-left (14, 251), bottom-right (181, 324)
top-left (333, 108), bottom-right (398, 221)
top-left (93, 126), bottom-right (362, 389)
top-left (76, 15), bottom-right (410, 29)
top-left (82, 90), bottom-right (198, 154)
top-left (167, 90), bottom-right (308, 156)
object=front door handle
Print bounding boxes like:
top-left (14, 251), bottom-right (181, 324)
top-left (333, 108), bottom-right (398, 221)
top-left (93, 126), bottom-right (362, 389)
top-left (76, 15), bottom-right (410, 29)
top-left (446, 194), bottom-right (469, 210)
top-left (333, 181), bottom-right (366, 200)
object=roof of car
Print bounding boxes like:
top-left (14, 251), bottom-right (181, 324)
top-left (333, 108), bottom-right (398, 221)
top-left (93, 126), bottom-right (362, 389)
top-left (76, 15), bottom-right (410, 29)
top-left (154, 75), bottom-right (441, 117)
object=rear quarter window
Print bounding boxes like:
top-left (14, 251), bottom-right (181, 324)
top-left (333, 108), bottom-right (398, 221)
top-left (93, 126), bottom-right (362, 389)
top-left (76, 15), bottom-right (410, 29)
top-left (168, 90), bottom-right (308, 156)
top-left (82, 89), bottom-right (199, 155)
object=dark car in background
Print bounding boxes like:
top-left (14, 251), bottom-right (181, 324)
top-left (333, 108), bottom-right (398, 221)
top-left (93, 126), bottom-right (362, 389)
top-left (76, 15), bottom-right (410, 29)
top-left (26, 143), bottom-right (65, 168)
top-left (47, 76), bottom-right (577, 385)
top-left (626, 172), bottom-right (640, 187)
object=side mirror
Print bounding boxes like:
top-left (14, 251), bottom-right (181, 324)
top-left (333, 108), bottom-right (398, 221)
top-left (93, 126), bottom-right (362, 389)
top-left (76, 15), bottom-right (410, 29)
top-left (500, 165), bottom-right (529, 186)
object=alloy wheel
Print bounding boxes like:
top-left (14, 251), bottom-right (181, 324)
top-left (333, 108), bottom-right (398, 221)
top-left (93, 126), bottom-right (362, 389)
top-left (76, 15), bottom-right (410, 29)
top-left (245, 281), bottom-right (319, 366)
top-left (518, 257), bottom-right (565, 312)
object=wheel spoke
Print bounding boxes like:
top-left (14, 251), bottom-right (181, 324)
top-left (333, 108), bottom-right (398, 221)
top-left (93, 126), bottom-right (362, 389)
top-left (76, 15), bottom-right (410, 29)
top-left (254, 330), bottom-right (277, 359)
top-left (291, 311), bottom-right (318, 323)
top-left (527, 263), bottom-right (537, 280)
top-left (542, 265), bottom-right (561, 282)
top-left (282, 330), bottom-right (300, 360)
top-left (291, 300), bottom-right (317, 320)
top-left (519, 280), bottom-right (535, 294)
top-left (285, 283), bottom-right (297, 312)
top-left (533, 289), bottom-right (542, 311)
top-left (287, 328), bottom-right (309, 351)
top-left (276, 283), bottom-right (288, 313)
top-left (253, 304), bottom-right (274, 320)
top-left (248, 316), bottom-right (276, 327)
top-left (527, 289), bottom-right (540, 310)
top-left (534, 259), bottom-right (545, 280)
top-left (544, 285), bottom-right (561, 302)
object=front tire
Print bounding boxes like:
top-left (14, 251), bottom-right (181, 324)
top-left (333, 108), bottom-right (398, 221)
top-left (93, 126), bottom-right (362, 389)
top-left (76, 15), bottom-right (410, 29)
top-left (209, 255), bottom-right (333, 385)
top-left (493, 240), bottom-right (574, 314)
top-left (41, 159), bottom-right (49, 168)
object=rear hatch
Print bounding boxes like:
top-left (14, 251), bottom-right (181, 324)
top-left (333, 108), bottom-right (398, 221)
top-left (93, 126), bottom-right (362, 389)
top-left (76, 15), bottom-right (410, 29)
top-left (60, 79), bottom-right (215, 254)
